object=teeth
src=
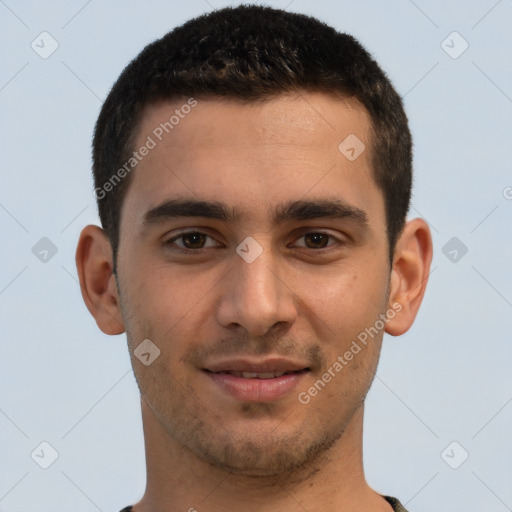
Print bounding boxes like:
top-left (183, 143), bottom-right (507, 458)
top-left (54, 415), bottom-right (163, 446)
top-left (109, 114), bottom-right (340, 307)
top-left (255, 372), bottom-right (275, 379)
top-left (236, 371), bottom-right (290, 379)
top-left (213, 370), bottom-right (299, 378)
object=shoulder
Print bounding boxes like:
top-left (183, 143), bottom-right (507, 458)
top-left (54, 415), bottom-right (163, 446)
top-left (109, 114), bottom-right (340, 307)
top-left (383, 495), bottom-right (410, 512)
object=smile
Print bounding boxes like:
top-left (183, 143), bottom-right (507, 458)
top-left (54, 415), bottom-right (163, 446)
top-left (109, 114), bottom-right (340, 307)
top-left (209, 370), bottom-right (302, 379)
top-left (203, 367), bottom-right (310, 402)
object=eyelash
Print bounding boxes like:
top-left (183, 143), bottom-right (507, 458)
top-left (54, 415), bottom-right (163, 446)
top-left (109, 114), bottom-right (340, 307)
top-left (164, 230), bottom-right (344, 253)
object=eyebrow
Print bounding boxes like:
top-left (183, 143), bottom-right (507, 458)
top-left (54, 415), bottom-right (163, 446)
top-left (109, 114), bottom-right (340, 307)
top-left (141, 198), bottom-right (368, 227)
top-left (274, 199), bottom-right (368, 226)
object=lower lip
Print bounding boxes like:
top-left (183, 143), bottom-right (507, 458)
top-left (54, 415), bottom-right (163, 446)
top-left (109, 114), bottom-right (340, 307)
top-left (204, 370), bottom-right (308, 402)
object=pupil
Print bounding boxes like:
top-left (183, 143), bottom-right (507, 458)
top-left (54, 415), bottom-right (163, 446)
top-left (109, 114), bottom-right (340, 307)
top-left (305, 233), bottom-right (328, 248)
top-left (183, 233), bottom-right (205, 249)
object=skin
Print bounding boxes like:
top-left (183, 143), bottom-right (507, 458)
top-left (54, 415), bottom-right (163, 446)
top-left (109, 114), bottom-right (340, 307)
top-left (76, 91), bottom-right (432, 512)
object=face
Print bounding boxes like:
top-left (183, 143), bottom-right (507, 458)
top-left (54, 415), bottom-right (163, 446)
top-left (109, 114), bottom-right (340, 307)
top-left (115, 92), bottom-right (392, 477)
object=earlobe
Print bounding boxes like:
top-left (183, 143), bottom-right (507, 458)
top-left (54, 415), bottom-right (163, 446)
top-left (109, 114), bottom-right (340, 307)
top-left (385, 218), bottom-right (433, 337)
top-left (75, 225), bottom-right (125, 335)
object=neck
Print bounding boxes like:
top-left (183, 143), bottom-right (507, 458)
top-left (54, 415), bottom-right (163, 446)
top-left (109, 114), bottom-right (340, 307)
top-left (133, 400), bottom-right (392, 512)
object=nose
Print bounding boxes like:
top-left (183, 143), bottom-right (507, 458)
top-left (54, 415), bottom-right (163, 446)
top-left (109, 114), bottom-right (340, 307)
top-left (215, 242), bottom-right (298, 337)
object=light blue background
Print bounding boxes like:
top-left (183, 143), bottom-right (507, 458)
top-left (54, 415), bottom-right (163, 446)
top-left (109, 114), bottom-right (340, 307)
top-left (1, 1), bottom-right (511, 511)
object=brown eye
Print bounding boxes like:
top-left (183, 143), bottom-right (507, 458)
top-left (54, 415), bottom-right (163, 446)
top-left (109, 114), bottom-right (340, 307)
top-left (181, 232), bottom-right (207, 249)
top-left (166, 231), bottom-right (222, 251)
top-left (303, 233), bottom-right (330, 248)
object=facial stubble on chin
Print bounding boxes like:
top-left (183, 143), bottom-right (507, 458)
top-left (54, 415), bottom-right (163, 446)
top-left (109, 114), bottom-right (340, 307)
top-left (152, 387), bottom-right (351, 485)
top-left (134, 342), bottom-right (378, 487)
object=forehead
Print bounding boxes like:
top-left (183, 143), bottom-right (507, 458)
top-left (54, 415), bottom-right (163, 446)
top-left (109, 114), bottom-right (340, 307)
top-left (138, 92), bottom-right (370, 157)
top-left (121, 92), bottom-right (383, 229)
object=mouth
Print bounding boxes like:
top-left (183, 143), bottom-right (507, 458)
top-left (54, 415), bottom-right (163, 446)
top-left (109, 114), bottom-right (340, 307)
top-left (202, 362), bottom-right (310, 402)
top-left (203, 369), bottom-right (309, 379)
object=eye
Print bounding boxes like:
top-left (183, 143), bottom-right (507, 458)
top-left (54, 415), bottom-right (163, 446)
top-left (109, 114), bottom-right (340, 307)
top-left (166, 231), bottom-right (221, 250)
top-left (293, 232), bottom-right (338, 249)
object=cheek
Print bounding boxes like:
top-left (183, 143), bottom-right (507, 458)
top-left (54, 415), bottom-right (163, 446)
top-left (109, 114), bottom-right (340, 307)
top-left (295, 263), bottom-right (389, 337)
top-left (120, 262), bottom-right (218, 350)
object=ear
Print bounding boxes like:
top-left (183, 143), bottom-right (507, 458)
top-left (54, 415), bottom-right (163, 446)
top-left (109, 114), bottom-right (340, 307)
top-left (75, 225), bottom-right (125, 335)
top-left (385, 218), bottom-right (433, 336)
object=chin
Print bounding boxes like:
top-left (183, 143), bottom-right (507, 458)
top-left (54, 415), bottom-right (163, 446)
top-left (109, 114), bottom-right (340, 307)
top-left (185, 423), bottom-right (343, 481)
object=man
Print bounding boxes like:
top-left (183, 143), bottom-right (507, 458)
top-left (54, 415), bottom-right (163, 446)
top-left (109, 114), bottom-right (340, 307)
top-left (76, 5), bottom-right (432, 511)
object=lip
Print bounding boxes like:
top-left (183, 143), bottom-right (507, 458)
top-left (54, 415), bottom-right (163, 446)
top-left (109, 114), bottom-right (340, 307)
top-left (202, 358), bottom-right (311, 402)
top-left (203, 357), bottom-right (309, 374)
top-left (204, 369), bottom-right (309, 402)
